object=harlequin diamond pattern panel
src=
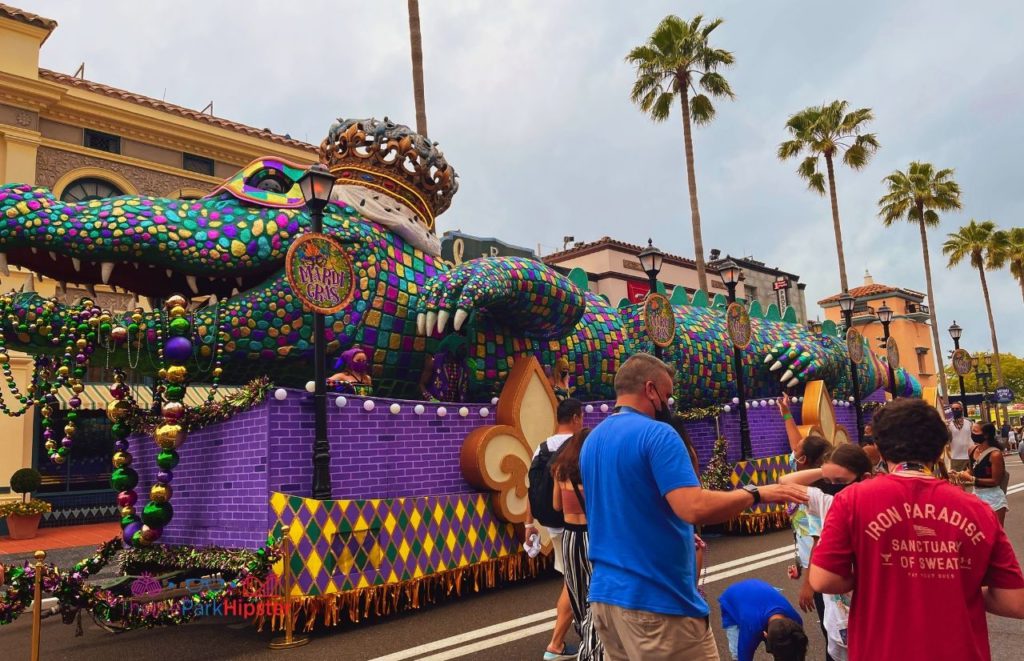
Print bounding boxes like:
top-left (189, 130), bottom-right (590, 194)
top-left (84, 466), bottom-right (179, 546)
top-left (730, 453), bottom-right (792, 516)
top-left (269, 492), bottom-right (518, 596)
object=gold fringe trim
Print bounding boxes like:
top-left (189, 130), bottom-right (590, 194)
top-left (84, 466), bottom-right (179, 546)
top-left (723, 509), bottom-right (792, 534)
top-left (256, 551), bottom-right (551, 632)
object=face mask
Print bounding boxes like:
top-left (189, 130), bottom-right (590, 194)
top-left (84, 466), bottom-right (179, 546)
top-left (952, 409), bottom-right (964, 419)
top-left (819, 481), bottom-right (851, 496)
top-left (971, 434), bottom-right (986, 444)
top-left (650, 393), bottom-right (673, 423)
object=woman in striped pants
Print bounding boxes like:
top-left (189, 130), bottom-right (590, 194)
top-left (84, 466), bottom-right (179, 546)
top-left (551, 429), bottom-right (603, 661)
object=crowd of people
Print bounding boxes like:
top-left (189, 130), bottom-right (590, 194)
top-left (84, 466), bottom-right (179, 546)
top-left (525, 353), bottom-right (1024, 661)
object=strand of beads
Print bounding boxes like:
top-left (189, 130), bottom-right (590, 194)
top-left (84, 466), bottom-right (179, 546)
top-left (135, 294), bottom-right (192, 547)
top-left (47, 302), bottom-right (99, 463)
top-left (108, 369), bottom-right (143, 544)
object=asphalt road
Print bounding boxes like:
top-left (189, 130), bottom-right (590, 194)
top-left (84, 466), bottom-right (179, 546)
top-left (3, 456), bottom-right (1024, 661)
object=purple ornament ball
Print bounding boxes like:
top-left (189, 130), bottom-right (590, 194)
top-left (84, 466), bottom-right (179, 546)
top-left (68, 397), bottom-right (82, 408)
top-left (61, 437), bottom-right (73, 448)
top-left (114, 440), bottom-right (130, 452)
top-left (123, 521), bottom-right (142, 544)
top-left (156, 469), bottom-right (173, 484)
top-left (163, 336), bottom-right (193, 363)
top-left (117, 489), bottom-right (138, 507)
top-left (43, 429), bottom-right (53, 439)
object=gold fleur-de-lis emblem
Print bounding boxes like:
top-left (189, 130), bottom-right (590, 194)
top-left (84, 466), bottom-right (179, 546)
top-left (798, 380), bottom-right (850, 445)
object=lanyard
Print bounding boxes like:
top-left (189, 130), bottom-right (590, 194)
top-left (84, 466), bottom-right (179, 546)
top-left (892, 462), bottom-right (933, 476)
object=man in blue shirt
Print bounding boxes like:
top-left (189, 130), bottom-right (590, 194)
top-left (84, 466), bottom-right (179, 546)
top-left (580, 353), bottom-right (806, 660)
top-left (719, 579), bottom-right (807, 661)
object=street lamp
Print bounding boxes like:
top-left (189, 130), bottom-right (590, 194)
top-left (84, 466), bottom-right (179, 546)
top-left (838, 293), bottom-right (864, 441)
top-left (877, 301), bottom-right (896, 399)
top-left (298, 163), bottom-right (336, 500)
top-left (719, 259), bottom-right (752, 460)
top-left (638, 239), bottom-right (665, 357)
top-left (948, 321), bottom-right (968, 415)
top-left (974, 353), bottom-right (993, 423)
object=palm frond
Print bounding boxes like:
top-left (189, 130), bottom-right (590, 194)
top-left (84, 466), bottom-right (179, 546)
top-left (777, 139), bottom-right (804, 160)
top-left (699, 71), bottom-right (735, 98)
top-left (689, 93), bottom-right (716, 125)
top-left (651, 90), bottom-right (675, 121)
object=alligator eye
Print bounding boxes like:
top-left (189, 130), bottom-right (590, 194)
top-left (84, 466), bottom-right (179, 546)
top-left (245, 168), bottom-right (292, 194)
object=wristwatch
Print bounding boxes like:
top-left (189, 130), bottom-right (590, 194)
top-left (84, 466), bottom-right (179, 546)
top-left (742, 484), bottom-right (761, 505)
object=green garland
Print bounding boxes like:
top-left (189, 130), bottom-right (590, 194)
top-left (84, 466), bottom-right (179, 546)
top-left (674, 404), bottom-right (725, 422)
top-left (700, 437), bottom-right (734, 491)
top-left (122, 376), bottom-right (272, 435)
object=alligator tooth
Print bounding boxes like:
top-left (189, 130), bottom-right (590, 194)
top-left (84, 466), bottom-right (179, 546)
top-left (436, 309), bottom-right (450, 334)
top-left (235, 277), bottom-right (243, 287)
top-left (23, 274), bottom-right (34, 292)
top-left (763, 354), bottom-right (774, 364)
top-left (186, 275), bottom-right (199, 294)
top-left (780, 369), bottom-right (794, 383)
top-left (71, 258), bottom-right (81, 272)
top-left (787, 378), bottom-right (800, 388)
top-left (0, 253), bottom-right (8, 276)
top-left (30, 247), bottom-right (37, 254)
top-left (100, 262), bottom-right (115, 284)
top-left (208, 275), bottom-right (216, 282)
top-left (166, 269), bottom-right (173, 278)
top-left (425, 311), bottom-right (437, 337)
top-left (416, 313), bottom-right (426, 336)
top-left (770, 360), bottom-right (783, 371)
top-left (48, 251), bottom-right (57, 261)
top-left (230, 287), bottom-right (239, 296)
top-left (453, 308), bottom-right (468, 331)
top-left (208, 294), bottom-right (218, 305)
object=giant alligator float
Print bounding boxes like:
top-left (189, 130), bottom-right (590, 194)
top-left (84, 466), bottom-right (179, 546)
top-left (0, 118), bottom-right (917, 407)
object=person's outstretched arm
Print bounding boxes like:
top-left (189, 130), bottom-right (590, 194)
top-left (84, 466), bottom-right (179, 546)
top-left (665, 484), bottom-right (808, 526)
top-left (780, 468), bottom-right (823, 487)
top-left (777, 393), bottom-right (801, 454)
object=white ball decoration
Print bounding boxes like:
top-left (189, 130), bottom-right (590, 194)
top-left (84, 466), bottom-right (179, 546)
top-left (751, 400), bottom-right (759, 408)
top-left (732, 397), bottom-right (740, 404)
top-left (335, 396), bottom-right (347, 408)
top-left (600, 404), bottom-right (609, 413)
top-left (274, 388), bottom-right (287, 401)
top-left (832, 399), bottom-right (838, 406)
top-left (491, 397), bottom-right (499, 405)
top-left (668, 397), bottom-right (675, 407)
top-left (479, 407), bottom-right (489, 417)
top-left (414, 404), bottom-right (425, 415)
top-left (760, 400), bottom-right (768, 407)
top-left (745, 402), bottom-right (751, 408)
top-left (305, 381), bottom-right (316, 393)
top-left (363, 400), bottom-right (375, 412)
top-left (389, 403), bottom-right (401, 415)
top-left (723, 404), bottom-right (731, 413)
top-left (437, 406), bottom-right (447, 417)
top-left (768, 399), bottom-right (775, 406)
top-left (585, 404), bottom-right (594, 413)
top-left (459, 406), bottom-right (470, 417)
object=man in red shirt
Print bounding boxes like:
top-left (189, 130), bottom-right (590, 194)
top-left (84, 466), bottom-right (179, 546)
top-left (810, 399), bottom-right (1024, 660)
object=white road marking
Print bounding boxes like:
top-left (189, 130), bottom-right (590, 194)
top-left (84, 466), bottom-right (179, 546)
top-left (370, 480), bottom-right (1024, 661)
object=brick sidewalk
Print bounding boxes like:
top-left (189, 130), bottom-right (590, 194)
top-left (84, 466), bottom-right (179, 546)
top-left (0, 521), bottom-right (120, 555)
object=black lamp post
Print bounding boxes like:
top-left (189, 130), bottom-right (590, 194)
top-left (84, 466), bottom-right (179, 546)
top-left (719, 259), bottom-right (752, 460)
top-left (877, 301), bottom-right (896, 399)
top-left (973, 353), bottom-right (993, 423)
top-left (948, 321), bottom-right (968, 414)
top-left (638, 239), bottom-right (665, 358)
top-left (838, 293), bottom-right (865, 441)
top-left (298, 163), bottom-right (336, 500)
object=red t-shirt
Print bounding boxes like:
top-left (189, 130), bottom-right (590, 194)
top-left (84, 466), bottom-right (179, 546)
top-left (813, 474), bottom-right (1024, 661)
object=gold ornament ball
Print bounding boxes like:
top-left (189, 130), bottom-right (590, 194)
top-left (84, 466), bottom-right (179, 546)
top-left (165, 365), bottom-right (188, 384)
top-left (140, 525), bottom-right (161, 542)
top-left (0, 354), bottom-right (8, 365)
top-left (149, 483), bottom-right (173, 504)
top-left (57, 366), bottom-right (69, 377)
top-left (52, 454), bottom-right (65, 464)
top-left (212, 367), bottom-right (223, 378)
top-left (158, 368), bottom-right (168, 380)
top-left (134, 533), bottom-right (152, 547)
top-left (100, 314), bottom-right (111, 324)
top-left (108, 399), bottom-right (132, 422)
top-left (76, 338), bottom-right (88, 350)
top-left (72, 382), bottom-right (85, 394)
top-left (155, 423), bottom-right (186, 450)
top-left (112, 451), bottom-right (132, 468)
top-left (169, 305), bottom-right (186, 318)
top-left (120, 505), bottom-right (136, 517)
top-left (165, 294), bottom-right (187, 309)
top-left (131, 313), bottom-right (143, 323)
top-left (44, 440), bottom-right (56, 451)
top-left (161, 401), bottom-right (185, 420)
top-left (63, 424), bottom-right (76, 436)
top-left (88, 317), bottom-right (100, 327)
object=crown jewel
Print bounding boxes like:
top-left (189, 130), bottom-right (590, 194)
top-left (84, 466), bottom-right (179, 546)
top-left (319, 118), bottom-right (459, 231)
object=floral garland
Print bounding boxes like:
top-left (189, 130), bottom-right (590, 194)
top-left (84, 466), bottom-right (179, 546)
top-left (120, 376), bottom-right (272, 436)
top-left (674, 404), bottom-right (725, 422)
top-left (0, 536), bottom-right (280, 629)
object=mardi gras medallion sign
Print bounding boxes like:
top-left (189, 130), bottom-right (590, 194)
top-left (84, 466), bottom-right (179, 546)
top-left (726, 302), bottom-right (752, 350)
top-left (951, 348), bottom-right (973, 376)
top-left (885, 337), bottom-right (900, 371)
top-left (285, 234), bottom-right (355, 314)
top-left (643, 293), bottom-right (676, 348)
top-left (846, 328), bottom-right (865, 364)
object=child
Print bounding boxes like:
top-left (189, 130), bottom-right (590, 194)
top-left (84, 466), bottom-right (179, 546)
top-left (719, 578), bottom-right (808, 661)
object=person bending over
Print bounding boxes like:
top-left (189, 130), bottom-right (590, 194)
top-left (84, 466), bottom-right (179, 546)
top-left (719, 578), bottom-right (807, 661)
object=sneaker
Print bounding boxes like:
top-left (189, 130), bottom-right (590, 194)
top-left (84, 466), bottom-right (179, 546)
top-left (543, 643), bottom-right (579, 661)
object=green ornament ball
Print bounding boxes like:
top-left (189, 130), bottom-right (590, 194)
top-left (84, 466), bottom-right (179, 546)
top-left (100, 322), bottom-right (112, 334)
top-left (168, 317), bottom-right (191, 336)
top-left (142, 501), bottom-right (173, 528)
top-left (110, 466), bottom-right (139, 491)
top-left (156, 449), bottom-right (180, 470)
top-left (164, 384), bottom-right (185, 401)
top-left (120, 514), bottom-right (140, 527)
top-left (111, 421), bottom-right (130, 439)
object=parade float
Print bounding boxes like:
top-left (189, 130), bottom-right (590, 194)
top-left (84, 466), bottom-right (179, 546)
top-left (0, 118), bottom-right (921, 631)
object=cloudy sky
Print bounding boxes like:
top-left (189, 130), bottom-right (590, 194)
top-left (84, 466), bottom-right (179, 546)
top-left (34, 0), bottom-right (1023, 358)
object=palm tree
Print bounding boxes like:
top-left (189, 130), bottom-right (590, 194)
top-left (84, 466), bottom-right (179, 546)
top-left (407, 0), bottom-right (428, 137)
top-left (778, 101), bottom-right (879, 293)
top-left (944, 221), bottom-right (1009, 395)
top-left (878, 162), bottom-right (962, 399)
top-left (990, 227), bottom-right (1024, 304)
top-left (626, 14), bottom-right (735, 293)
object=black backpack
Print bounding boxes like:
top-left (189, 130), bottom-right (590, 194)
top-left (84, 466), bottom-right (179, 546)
top-left (528, 441), bottom-right (565, 528)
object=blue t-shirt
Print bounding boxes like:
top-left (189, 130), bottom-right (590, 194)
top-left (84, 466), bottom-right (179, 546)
top-left (579, 407), bottom-right (705, 616)
top-left (719, 579), bottom-right (802, 661)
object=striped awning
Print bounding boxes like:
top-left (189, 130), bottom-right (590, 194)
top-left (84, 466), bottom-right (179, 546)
top-left (52, 383), bottom-right (239, 410)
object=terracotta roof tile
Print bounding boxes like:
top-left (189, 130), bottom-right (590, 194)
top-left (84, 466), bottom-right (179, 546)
top-left (818, 282), bottom-right (925, 305)
top-left (38, 69), bottom-right (317, 153)
top-left (544, 236), bottom-right (697, 266)
top-left (0, 3), bottom-right (57, 32)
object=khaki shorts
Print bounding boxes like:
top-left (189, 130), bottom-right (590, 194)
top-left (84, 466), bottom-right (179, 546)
top-left (591, 601), bottom-right (718, 661)
top-left (549, 530), bottom-right (565, 574)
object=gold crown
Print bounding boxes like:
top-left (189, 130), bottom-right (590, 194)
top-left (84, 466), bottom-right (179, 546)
top-left (319, 117), bottom-right (459, 231)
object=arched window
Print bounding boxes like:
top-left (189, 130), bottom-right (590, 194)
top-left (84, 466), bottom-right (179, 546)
top-left (59, 178), bottom-right (124, 203)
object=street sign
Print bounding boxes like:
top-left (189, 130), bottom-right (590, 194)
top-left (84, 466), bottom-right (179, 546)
top-left (285, 233), bottom-right (356, 314)
top-left (726, 302), bottom-right (752, 350)
top-left (772, 277), bottom-right (790, 291)
top-left (995, 387), bottom-right (1015, 404)
top-left (885, 337), bottom-right (900, 371)
top-left (951, 348), bottom-right (973, 376)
